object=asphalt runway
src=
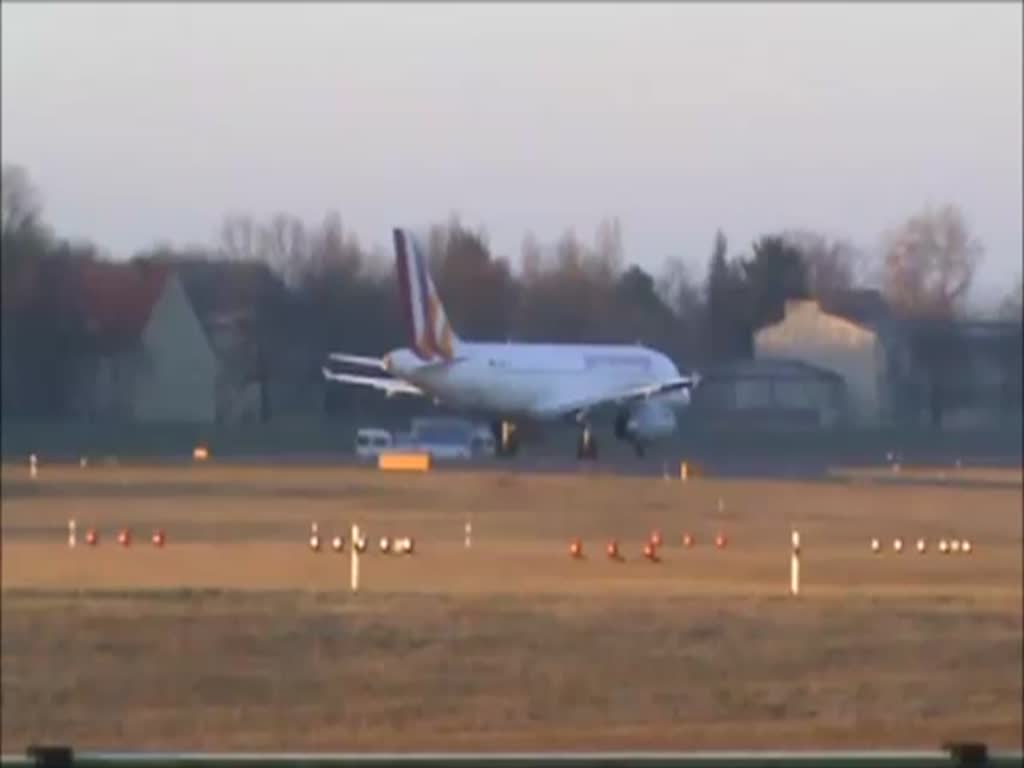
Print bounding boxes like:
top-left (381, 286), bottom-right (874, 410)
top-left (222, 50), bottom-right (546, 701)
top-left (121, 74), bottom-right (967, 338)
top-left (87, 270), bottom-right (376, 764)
top-left (17, 452), bottom-right (1015, 490)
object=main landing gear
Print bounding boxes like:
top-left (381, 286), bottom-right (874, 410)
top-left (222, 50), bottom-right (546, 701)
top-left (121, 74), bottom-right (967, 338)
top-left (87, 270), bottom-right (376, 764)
top-left (491, 419), bottom-right (520, 458)
top-left (576, 424), bottom-right (598, 461)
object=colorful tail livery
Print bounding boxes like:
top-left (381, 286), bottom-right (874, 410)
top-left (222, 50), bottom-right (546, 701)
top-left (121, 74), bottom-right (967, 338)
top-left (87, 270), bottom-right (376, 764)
top-left (394, 228), bottom-right (461, 362)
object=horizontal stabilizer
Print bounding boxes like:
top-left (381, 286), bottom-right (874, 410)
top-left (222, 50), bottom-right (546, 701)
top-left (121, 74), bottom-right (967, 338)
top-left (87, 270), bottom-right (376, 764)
top-left (321, 368), bottom-right (424, 398)
top-left (327, 353), bottom-right (388, 371)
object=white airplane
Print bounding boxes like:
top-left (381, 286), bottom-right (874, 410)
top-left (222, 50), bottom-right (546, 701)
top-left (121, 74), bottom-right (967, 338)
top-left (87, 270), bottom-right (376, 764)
top-left (322, 228), bottom-right (700, 459)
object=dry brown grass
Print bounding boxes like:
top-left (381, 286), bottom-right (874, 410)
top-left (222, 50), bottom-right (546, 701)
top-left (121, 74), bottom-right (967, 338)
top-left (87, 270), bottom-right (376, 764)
top-left (2, 462), bottom-right (1021, 752)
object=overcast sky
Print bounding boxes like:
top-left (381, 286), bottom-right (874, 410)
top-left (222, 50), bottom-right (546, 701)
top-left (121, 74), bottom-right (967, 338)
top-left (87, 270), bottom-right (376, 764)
top-left (2, 2), bottom-right (1021, 306)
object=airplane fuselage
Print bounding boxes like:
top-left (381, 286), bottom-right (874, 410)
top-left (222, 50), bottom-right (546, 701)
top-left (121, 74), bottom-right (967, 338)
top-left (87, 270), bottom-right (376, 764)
top-left (384, 342), bottom-right (687, 419)
top-left (324, 227), bottom-right (700, 459)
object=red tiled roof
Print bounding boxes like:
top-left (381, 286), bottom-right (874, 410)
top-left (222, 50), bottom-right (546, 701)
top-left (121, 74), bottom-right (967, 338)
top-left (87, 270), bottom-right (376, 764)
top-left (75, 260), bottom-right (171, 341)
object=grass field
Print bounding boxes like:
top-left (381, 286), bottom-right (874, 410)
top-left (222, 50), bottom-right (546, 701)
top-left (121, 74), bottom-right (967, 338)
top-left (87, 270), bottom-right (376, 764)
top-left (2, 461), bottom-right (1021, 752)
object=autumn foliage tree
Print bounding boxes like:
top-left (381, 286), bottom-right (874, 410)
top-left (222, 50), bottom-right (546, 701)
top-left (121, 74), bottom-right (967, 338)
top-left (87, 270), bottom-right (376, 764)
top-left (881, 203), bottom-right (983, 320)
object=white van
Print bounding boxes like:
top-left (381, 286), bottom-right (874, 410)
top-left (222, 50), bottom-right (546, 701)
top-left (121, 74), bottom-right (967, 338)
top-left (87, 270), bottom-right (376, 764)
top-left (355, 428), bottom-right (393, 458)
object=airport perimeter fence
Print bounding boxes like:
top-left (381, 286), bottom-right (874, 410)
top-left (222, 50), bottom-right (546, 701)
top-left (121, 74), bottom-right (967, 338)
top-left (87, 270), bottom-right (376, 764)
top-left (3, 745), bottom-right (1023, 768)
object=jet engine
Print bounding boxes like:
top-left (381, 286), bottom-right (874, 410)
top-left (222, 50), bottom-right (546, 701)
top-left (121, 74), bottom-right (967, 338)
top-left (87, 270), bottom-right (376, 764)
top-left (614, 399), bottom-right (677, 443)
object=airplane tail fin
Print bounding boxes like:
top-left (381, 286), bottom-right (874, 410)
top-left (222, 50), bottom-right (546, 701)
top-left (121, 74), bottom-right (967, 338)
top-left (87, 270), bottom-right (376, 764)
top-left (393, 228), bottom-right (461, 361)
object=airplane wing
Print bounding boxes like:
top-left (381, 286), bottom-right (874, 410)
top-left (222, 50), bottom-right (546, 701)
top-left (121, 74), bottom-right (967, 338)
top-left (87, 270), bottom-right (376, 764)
top-left (321, 367), bottom-right (424, 398)
top-left (534, 375), bottom-right (701, 419)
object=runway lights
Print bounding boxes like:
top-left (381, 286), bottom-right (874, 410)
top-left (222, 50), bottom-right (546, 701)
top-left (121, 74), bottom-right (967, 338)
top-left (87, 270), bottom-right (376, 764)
top-left (606, 539), bottom-right (621, 561)
top-left (643, 542), bottom-right (659, 562)
top-left (395, 536), bottom-right (415, 555)
top-left (569, 538), bottom-right (583, 559)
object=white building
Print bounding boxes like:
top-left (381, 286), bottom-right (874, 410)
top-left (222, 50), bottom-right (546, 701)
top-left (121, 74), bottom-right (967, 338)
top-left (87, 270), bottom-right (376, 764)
top-left (754, 298), bottom-right (897, 426)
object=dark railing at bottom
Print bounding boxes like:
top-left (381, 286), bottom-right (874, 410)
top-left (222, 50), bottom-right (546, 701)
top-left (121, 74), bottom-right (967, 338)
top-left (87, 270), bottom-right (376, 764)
top-left (2, 743), bottom-right (1021, 768)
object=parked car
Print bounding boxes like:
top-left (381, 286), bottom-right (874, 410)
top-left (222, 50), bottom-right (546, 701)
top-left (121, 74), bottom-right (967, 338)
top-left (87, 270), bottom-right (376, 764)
top-left (354, 428), bottom-right (393, 458)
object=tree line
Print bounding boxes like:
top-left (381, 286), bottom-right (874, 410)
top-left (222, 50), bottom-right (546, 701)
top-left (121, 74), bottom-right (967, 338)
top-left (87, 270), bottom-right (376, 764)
top-left (2, 163), bottom-right (1020, 422)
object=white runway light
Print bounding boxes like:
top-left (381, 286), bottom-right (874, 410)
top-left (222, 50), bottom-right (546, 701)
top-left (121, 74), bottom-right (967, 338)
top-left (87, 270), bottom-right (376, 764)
top-left (893, 537), bottom-right (904, 553)
top-left (395, 537), bottom-right (415, 555)
top-left (871, 538), bottom-right (881, 554)
top-left (790, 530), bottom-right (801, 597)
top-left (916, 538), bottom-right (927, 554)
top-left (351, 524), bottom-right (361, 593)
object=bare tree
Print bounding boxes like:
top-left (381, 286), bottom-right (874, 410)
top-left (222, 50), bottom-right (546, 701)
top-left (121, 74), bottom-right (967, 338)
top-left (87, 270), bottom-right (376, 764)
top-left (519, 232), bottom-right (543, 283)
top-left (881, 204), bottom-right (983, 319)
top-left (657, 256), bottom-right (700, 317)
top-left (782, 229), bottom-right (863, 301)
top-left (656, 255), bottom-right (705, 362)
top-left (425, 216), bottom-right (513, 341)
top-left (219, 214), bottom-right (258, 261)
top-left (309, 211), bottom-right (362, 278)
top-left (590, 216), bottom-right (624, 283)
top-left (1, 164), bottom-right (43, 237)
top-left (998, 274), bottom-right (1023, 322)
top-left (255, 213), bottom-right (309, 287)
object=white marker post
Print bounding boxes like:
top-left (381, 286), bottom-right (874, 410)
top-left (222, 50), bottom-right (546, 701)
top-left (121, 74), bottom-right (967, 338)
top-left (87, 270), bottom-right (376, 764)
top-left (68, 518), bottom-right (77, 549)
top-left (464, 520), bottom-right (472, 549)
top-left (350, 523), bottom-right (360, 593)
top-left (29, 453), bottom-right (38, 480)
top-left (790, 529), bottom-right (801, 597)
